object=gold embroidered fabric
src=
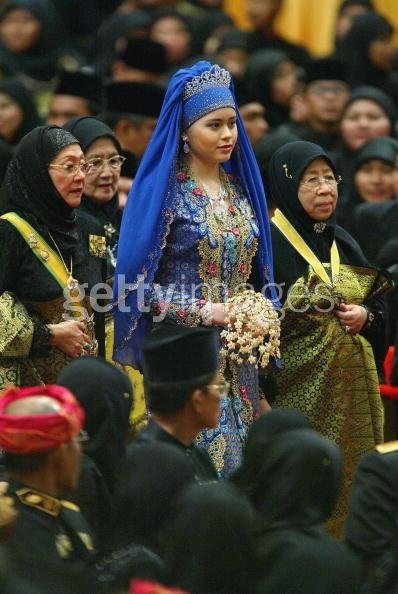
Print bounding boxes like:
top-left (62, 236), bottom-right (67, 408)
top-left (88, 234), bottom-right (107, 259)
top-left (0, 294), bottom-right (95, 389)
top-left (273, 264), bottom-right (386, 537)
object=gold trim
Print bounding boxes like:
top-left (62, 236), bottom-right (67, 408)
top-left (376, 441), bottom-right (398, 454)
top-left (272, 208), bottom-right (340, 286)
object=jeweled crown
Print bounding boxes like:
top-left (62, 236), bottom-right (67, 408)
top-left (183, 65), bottom-right (231, 100)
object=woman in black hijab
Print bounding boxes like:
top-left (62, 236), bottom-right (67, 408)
top-left (345, 137), bottom-right (397, 241)
top-left (63, 116), bottom-right (124, 281)
top-left (63, 116), bottom-right (145, 425)
top-left (166, 482), bottom-right (255, 594)
top-left (333, 85), bottom-right (396, 216)
top-left (0, 77), bottom-right (41, 146)
top-left (337, 12), bottom-right (398, 103)
top-left (104, 442), bottom-right (196, 589)
top-left (0, 0), bottom-right (82, 85)
top-left (57, 356), bottom-right (133, 546)
top-left (244, 48), bottom-right (298, 129)
top-left (250, 428), bottom-right (361, 594)
top-left (232, 407), bottom-right (313, 495)
top-left (0, 125), bottom-right (101, 388)
top-left (268, 140), bottom-right (392, 537)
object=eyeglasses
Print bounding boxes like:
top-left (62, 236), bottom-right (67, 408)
top-left (300, 175), bottom-right (342, 190)
top-left (309, 83), bottom-right (349, 96)
top-left (204, 382), bottom-right (230, 398)
top-left (49, 162), bottom-right (92, 175)
top-left (86, 155), bottom-right (126, 173)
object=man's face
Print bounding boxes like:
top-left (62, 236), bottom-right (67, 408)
top-left (117, 117), bottom-right (158, 158)
top-left (305, 80), bottom-right (349, 126)
top-left (192, 372), bottom-right (225, 430)
top-left (46, 95), bottom-right (92, 127)
top-left (239, 102), bottom-right (269, 146)
top-left (57, 438), bottom-right (82, 492)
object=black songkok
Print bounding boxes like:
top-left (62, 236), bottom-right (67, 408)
top-left (141, 325), bottom-right (219, 385)
top-left (118, 38), bottom-right (167, 75)
top-left (54, 69), bottom-right (102, 104)
top-left (105, 81), bottom-right (166, 119)
top-left (304, 58), bottom-right (348, 85)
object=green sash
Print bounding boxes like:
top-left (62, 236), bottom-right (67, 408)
top-left (1, 212), bottom-right (83, 315)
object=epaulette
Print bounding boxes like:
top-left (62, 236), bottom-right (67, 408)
top-left (0, 495), bottom-right (17, 527)
top-left (376, 441), bottom-right (398, 454)
top-left (16, 487), bottom-right (62, 517)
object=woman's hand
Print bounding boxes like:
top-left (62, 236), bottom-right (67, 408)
top-left (334, 303), bottom-right (368, 334)
top-left (47, 320), bottom-right (91, 358)
top-left (211, 303), bottom-right (228, 326)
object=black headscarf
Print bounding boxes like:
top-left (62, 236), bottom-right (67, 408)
top-left (232, 408), bottom-right (313, 495)
top-left (0, 0), bottom-right (68, 81)
top-left (0, 77), bottom-right (41, 145)
top-left (268, 140), bottom-right (338, 258)
top-left (0, 125), bottom-right (80, 255)
top-left (244, 48), bottom-right (292, 128)
top-left (338, 13), bottom-right (396, 95)
top-left (334, 85), bottom-right (396, 218)
top-left (108, 442), bottom-right (195, 552)
top-left (63, 116), bottom-right (121, 222)
top-left (342, 85), bottom-right (397, 135)
top-left (167, 482), bottom-right (255, 594)
top-left (338, 0), bottom-right (374, 14)
top-left (252, 428), bottom-right (342, 529)
top-left (353, 136), bottom-right (397, 175)
top-left (340, 136), bottom-right (397, 229)
top-left (57, 356), bottom-right (133, 493)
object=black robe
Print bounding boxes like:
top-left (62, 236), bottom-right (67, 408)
top-left (132, 419), bottom-right (218, 481)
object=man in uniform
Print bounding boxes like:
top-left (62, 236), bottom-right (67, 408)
top-left (0, 384), bottom-right (95, 568)
top-left (130, 325), bottom-right (221, 481)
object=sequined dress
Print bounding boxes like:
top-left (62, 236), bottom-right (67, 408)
top-left (146, 167), bottom-right (261, 476)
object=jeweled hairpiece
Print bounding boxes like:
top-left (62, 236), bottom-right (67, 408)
top-left (183, 65), bottom-right (231, 100)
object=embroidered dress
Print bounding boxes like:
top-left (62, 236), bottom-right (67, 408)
top-left (146, 168), bottom-right (260, 476)
top-left (273, 261), bottom-right (388, 536)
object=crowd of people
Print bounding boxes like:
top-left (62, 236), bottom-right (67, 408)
top-left (0, 0), bottom-right (397, 593)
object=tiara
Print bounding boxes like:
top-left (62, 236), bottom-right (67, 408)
top-left (183, 65), bottom-right (231, 100)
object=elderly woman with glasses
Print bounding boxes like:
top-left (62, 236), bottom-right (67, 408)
top-left (0, 125), bottom-right (104, 389)
top-left (63, 116), bottom-right (146, 429)
top-left (267, 140), bottom-right (392, 537)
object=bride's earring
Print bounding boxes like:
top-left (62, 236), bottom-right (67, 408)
top-left (182, 135), bottom-right (190, 154)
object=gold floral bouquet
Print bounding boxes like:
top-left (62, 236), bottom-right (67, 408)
top-left (220, 290), bottom-right (280, 368)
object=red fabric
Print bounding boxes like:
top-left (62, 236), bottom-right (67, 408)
top-left (130, 579), bottom-right (189, 594)
top-left (380, 347), bottom-right (398, 399)
top-left (0, 384), bottom-right (84, 454)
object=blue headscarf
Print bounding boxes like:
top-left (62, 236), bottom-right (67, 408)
top-left (113, 61), bottom-right (278, 367)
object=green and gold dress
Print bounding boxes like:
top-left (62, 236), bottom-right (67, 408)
top-left (271, 210), bottom-right (391, 536)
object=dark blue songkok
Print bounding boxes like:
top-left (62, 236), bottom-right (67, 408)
top-left (113, 61), bottom-right (278, 367)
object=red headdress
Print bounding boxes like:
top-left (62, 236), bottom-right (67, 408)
top-left (0, 384), bottom-right (84, 454)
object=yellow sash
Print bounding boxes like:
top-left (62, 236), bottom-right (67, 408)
top-left (272, 208), bottom-right (340, 286)
top-left (1, 212), bottom-right (83, 314)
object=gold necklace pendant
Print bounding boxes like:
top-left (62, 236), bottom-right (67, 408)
top-left (66, 273), bottom-right (80, 298)
top-left (48, 232), bottom-right (80, 297)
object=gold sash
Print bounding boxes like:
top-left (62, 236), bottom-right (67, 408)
top-left (1, 212), bottom-right (83, 316)
top-left (272, 208), bottom-right (340, 286)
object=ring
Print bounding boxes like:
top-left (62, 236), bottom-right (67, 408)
top-left (344, 325), bottom-right (350, 333)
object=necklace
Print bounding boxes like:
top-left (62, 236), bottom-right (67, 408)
top-left (48, 231), bottom-right (79, 294)
top-left (187, 165), bottom-right (236, 228)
